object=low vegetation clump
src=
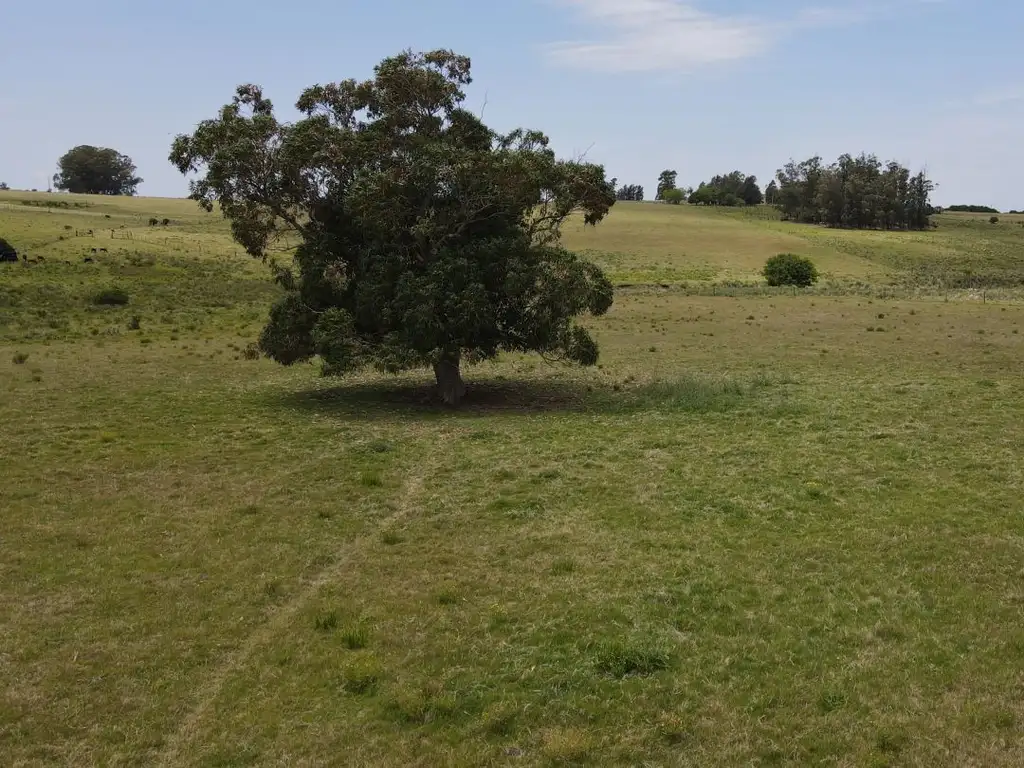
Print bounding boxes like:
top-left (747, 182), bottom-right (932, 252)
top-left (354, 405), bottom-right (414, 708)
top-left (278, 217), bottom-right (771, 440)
top-left (763, 253), bottom-right (819, 287)
top-left (595, 641), bottom-right (672, 678)
top-left (92, 288), bottom-right (130, 306)
top-left (947, 204), bottom-right (1000, 214)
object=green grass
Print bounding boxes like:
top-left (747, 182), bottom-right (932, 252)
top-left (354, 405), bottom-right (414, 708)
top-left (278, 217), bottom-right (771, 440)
top-left (3, 192), bottom-right (1024, 765)
top-left (561, 201), bottom-right (1024, 290)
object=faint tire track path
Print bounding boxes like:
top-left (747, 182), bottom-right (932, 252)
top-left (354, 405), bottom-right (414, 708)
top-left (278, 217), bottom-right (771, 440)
top-left (156, 435), bottom-right (443, 767)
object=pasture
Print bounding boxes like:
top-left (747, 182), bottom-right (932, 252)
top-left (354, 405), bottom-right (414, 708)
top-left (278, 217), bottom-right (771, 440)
top-left (2, 191), bottom-right (1024, 766)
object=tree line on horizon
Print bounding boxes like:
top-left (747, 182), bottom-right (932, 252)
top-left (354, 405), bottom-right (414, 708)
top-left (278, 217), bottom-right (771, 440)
top-left (616, 153), bottom-right (944, 231)
top-left (774, 154), bottom-right (935, 230)
top-left (5, 144), bottom-right (1014, 229)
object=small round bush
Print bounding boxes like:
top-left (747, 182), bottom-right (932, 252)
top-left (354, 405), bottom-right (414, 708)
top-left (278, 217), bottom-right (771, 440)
top-left (989, 216), bottom-right (999, 224)
top-left (763, 253), bottom-right (819, 287)
top-left (92, 288), bottom-right (130, 306)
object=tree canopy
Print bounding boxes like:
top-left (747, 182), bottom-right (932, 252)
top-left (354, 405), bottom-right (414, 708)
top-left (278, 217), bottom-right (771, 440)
top-left (170, 49), bottom-right (616, 405)
top-left (655, 170), bottom-right (678, 201)
top-left (661, 188), bottom-right (685, 205)
top-left (53, 146), bottom-right (143, 196)
top-left (774, 153), bottom-right (933, 230)
top-left (615, 183), bottom-right (644, 201)
top-left (689, 171), bottom-right (762, 206)
top-left (946, 204), bottom-right (1000, 214)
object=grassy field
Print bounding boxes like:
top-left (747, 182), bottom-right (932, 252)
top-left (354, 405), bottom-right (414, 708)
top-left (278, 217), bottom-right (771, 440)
top-left (3, 191), bottom-right (1024, 766)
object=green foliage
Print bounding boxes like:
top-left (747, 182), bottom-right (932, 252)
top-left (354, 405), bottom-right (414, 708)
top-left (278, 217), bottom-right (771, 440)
top-left (615, 183), bottom-right (644, 201)
top-left (595, 641), bottom-right (672, 677)
top-left (763, 253), bottom-right (819, 287)
top-left (171, 50), bottom-right (615, 405)
top-left (92, 288), bottom-right (130, 306)
top-left (340, 624), bottom-right (370, 650)
top-left (661, 188), bottom-right (684, 205)
top-left (989, 216), bottom-right (999, 224)
top-left (689, 171), bottom-right (762, 206)
top-left (340, 657), bottom-right (382, 695)
top-left (314, 610), bottom-right (339, 632)
top-left (655, 169), bottom-right (678, 201)
top-left (774, 154), bottom-right (932, 230)
top-left (0, 182), bottom-right (9, 190)
top-left (21, 199), bottom-right (88, 210)
top-left (53, 145), bottom-right (142, 196)
top-left (947, 205), bottom-right (999, 213)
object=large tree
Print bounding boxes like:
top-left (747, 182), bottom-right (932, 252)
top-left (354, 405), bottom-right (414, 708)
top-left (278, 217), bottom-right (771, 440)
top-left (53, 145), bottom-right (142, 195)
top-left (170, 50), bottom-right (615, 405)
top-left (655, 169), bottom-right (678, 201)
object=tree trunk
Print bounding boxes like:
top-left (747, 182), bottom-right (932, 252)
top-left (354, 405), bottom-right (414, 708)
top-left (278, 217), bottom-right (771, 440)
top-left (433, 356), bottom-right (467, 406)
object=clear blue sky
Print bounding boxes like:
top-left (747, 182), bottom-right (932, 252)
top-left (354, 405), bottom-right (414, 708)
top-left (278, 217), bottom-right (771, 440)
top-left (1, 0), bottom-right (1021, 209)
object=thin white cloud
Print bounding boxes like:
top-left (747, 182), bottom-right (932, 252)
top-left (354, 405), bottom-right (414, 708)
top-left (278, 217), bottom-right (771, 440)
top-left (974, 86), bottom-right (1024, 107)
top-left (547, 0), bottom-right (873, 73)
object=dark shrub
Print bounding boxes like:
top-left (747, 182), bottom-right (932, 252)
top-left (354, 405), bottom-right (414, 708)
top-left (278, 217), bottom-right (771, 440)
top-left (148, 217), bottom-right (158, 226)
top-left (0, 236), bottom-right (17, 262)
top-left (763, 253), bottom-right (819, 287)
top-left (92, 288), bottom-right (130, 306)
top-left (161, 218), bottom-right (171, 226)
top-left (989, 216), bottom-right (999, 224)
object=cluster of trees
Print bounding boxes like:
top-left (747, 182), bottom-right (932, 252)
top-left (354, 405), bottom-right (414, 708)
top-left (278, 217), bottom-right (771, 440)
top-left (774, 154), bottom-right (934, 230)
top-left (652, 168), bottom-right (764, 207)
top-left (946, 204), bottom-right (999, 214)
top-left (0, 182), bottom-right (9, 191)
top-left (688, 171), bottom-right (762, 207)
top-left (53, 145), bottom-right (142, 196)
top-left (613, 182), bottom-right (644, 201)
